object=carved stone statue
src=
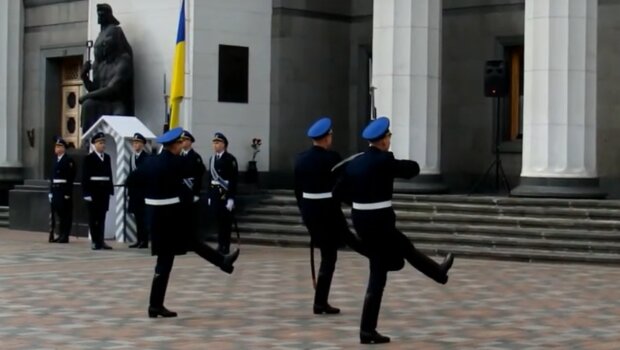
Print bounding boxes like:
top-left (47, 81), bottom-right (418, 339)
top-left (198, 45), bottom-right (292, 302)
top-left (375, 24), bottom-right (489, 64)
top-left (80, 3), bottom-right (134, 133)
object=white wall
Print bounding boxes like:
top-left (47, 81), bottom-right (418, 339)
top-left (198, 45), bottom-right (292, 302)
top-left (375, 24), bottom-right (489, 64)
top-left (191, 0), bottom-right (272, 171)
top-left (87, 0), bottom-right (185, 137)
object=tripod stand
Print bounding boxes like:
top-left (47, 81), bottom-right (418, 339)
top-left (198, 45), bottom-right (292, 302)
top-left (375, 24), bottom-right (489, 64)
top-left (469, 97), bottom-right (511, 194)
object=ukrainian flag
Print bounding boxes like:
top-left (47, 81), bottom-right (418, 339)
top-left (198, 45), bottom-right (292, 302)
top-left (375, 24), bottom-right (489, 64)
top-left (169, 0), bottom-right (185, 128)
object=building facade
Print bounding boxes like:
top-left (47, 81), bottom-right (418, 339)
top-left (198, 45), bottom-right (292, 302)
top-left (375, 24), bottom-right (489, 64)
top-left (1, 0), bottom-right (619, 202)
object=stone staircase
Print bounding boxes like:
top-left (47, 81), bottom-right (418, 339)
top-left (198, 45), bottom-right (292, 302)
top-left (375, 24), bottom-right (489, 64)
top-left (236, 190), bottom-right (620, 265)
top-left (0, 206), bottom-right (9, 228)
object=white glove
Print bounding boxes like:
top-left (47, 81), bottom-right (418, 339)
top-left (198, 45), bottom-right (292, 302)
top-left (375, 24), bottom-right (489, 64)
top-left (64, 195), bottom-right (70, 200)
top-left (226, 198), bottom-right (234, 212)
top-left (84, 196), bottom-right (93, 202)
top-left (48, 193), bottom-right (52, 203)
top-left (193, 196), bottom-right (200, 203)
top-left (208, 198), bottom-right (211, 206)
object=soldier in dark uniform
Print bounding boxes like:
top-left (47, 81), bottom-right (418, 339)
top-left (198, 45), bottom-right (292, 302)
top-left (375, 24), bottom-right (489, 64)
top-left (82, 132), bottom-right (114, 250)
top-left (179, 130), bottom-right (206, 239)
top-left (294, 116), bottom-right (367, 315)
top-left (127, 133), bottom-right (149, 248)
top-left (139, 127), bottom-right (239, 318)
top-left (207, 132), bottom-right (238, 254)
top-left (336, 117), bottom-right (455, 344)
top-left (49, 137), bottom-right (76, 243)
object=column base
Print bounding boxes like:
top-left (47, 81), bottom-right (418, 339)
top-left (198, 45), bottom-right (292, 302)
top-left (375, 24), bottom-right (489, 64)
top-left (511, 177), bottom-right (606, 199)
top-left (394, 174), bottom-right (449, 194)
top-left (0, 166), bottom-right (23, 205)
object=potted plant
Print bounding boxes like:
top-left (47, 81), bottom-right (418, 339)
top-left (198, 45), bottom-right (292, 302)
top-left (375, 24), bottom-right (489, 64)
top-left (246, 138), bottom-right (261, 183)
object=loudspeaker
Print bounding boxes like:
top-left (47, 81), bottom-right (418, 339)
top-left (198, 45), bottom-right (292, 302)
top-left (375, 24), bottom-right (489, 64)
top-left (484, 60), bottom-right (507, 97)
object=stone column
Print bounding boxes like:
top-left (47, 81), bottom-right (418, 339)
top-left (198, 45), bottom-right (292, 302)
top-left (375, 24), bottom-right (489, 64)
top-left (372, 0), bottom-right (446, 193)
top-left (0, 0), bottom-right (24, 182)
top-left (512, 0), bottom-right (603, 198)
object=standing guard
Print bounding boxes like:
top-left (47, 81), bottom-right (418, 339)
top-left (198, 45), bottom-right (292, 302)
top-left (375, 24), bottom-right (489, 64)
top-left (294, 116), bottom-right (367, 315)
top-left (49, 137), bottom-right (76, 243)
top-left (336, 117), bottom-right (455, 344)
top-left (207, 132), bottom-right (239, 254)
top-left (180, 130), bottom-right (206, 230)
top-left (127, 133), bottom-right (150, 248)
top-left (82, 132), bottom-right (114, 250)
top-left (138, 127), bottom-right (239, 318)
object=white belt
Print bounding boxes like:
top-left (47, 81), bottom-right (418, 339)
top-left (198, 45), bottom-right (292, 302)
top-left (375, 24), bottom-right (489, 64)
top-left (145, 197), bottom-right (180, 206)
top-left (52, 179), bottom-right (67, 184)
top-left (90, 176), bottom-right (110, 181)
top-left (211, 180), bottom-right (221, 185)
top-left (352, 201), bottom-right (392, 210)
top-left (302, 192), bottom-right (332, 200)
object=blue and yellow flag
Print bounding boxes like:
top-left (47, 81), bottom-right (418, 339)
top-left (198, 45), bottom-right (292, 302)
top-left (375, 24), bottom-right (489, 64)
top-left (169, 0), bottom-right (185, 128)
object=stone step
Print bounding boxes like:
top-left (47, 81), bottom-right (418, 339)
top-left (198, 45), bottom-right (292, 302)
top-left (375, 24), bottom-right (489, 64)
top-left (237, 214), bottom-right (620, 242)
top-left (266, 190), bottom-right (620, 209)
top-left (260, 197), bottom-right (620, 220)
top-left (236, 222), bottom-right (620, 253)
top-left (238, 232), bottom-right (620, 265)
top-left (244, 206), bottom-right (620, 231)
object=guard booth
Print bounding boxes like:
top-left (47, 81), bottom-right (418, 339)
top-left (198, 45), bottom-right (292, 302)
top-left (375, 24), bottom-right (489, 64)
top-left (81, 116), bottom-right (156, 243)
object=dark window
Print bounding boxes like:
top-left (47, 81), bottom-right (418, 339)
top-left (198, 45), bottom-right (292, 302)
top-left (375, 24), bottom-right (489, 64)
top-left (218, 45), bottom-right (249, 103)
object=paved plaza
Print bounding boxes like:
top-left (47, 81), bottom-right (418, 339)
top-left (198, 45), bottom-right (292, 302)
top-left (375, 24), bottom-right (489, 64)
top-left (0, 228), bottom-right (619, 349)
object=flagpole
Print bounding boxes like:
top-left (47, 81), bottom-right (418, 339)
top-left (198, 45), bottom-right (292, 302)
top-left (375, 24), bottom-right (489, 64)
top-left (163, 73), bottom-right (170, 132)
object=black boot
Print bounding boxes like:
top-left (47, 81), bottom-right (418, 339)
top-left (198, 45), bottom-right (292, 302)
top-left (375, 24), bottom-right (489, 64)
top-left (313, 269), bottom-right (339, 315)
top-left (129, 242), bottom-right (141, 248)
top-left (360, 292), bottom-right (386, 344)
top-left (360, 330), bottom-right (391, 344)
top-left (403, 246), bottom-right (448, 284)
top-left (220, 249), bottom-right (240, 274)
top-left (148, 305), bottom-right (177, 318)
top-left (441, 253), bottom-right (455, 274)
top-left (313, 304), bottom-right (340, 315)
top-left (56, 235), bottom-right (69, 243)
top-left (148, 273), bottom-right (176, 318)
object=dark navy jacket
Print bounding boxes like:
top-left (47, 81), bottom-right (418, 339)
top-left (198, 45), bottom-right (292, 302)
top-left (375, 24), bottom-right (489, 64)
top-left (50, 154), bottom-right (76, 206)
top-left (294, 146), bottom-right (349, 247)
top-left (207, 151), bottom-right (239, 201)
top-left (127, 150), bottom-right (149, 213)
top-left (82, 151), bottom-right (114, 211)
top-left (182, 148), bottom-right (206, 201)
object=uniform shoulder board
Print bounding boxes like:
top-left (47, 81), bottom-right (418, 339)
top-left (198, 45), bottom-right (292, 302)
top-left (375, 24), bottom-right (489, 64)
top-left (196, 156), bottom-right (202, 163)
top-left (232, 159), bottom-right (237, 168)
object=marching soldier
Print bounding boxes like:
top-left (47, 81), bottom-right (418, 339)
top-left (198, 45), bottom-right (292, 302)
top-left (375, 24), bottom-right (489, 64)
top-left (294, 116), bottom-right (367, 315)
top-left (49, 137), bottom-right (76, 243)
top-left (207, 132), bottom-right (239, 254)
top-left (127, 133), bottom-right (149, 248)
top-left (336, 117), bottom-right (455, 344)
top-left (138, 127), bottom-right (239, 318)
top-left (82, 132), bottom-right (114, 250)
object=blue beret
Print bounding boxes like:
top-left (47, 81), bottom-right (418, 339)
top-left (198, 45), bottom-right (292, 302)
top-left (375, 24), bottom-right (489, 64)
top-left (55, 137), bottom-right (68, 148)
top-left (212, 132), bottom-right (228, 146)
top-left (156, 127), bottom-right (184, 145)
top-left (132, 133), bottom-right (146, 143)
top-left (181, 130), bottom-right (195, 143)
top-left (307, 116), bottom-right (333, 139)
top-left (91, 132), bottom-right (106, 144)
top-left (362, 117), bottom-right (391, 141)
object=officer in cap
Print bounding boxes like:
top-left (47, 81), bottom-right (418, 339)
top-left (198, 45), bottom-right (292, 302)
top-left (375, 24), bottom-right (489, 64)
top-left (127, 133), bottom-right (150, 248)
top-left (179, 130), bottom-right (207, 242)
top-left (49, 137), bottom-right (76, 243)
top-left (137, 127), bottom-right (239, 318)
top-left (207, 132), bottom-right (239, 254)
top-left (294, 116), bottom-right (367, 315)
top-left (336, 117), bottom-right (455, 344)
top-left (82, 132), bottom-right (114, 250)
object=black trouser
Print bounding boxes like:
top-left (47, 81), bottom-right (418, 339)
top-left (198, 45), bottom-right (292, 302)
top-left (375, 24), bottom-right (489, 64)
top-left (87, 203), bottom-right (107, 246)
top-left (396, 231), bottom-right (447, 284)
top-left (211, 199), bottom-right (233, 254)
top-left (314, 244), bottom-right (338, 306)
top-left (149, 254), bottom-right (175, 307)
top-left (52, 198), bottom-right (72, 238)
top-left (133, 205), bottom-right (148, 244)
top-left (360, 260), bottom-right (388, 332)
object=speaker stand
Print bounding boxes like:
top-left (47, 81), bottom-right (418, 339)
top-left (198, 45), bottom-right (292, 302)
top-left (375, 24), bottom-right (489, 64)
top-left (469, 97), bottom-right (511, 195)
